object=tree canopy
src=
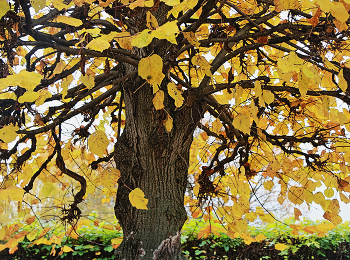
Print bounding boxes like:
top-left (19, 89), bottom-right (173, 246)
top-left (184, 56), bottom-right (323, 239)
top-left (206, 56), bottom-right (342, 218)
top-left (1, 0), bottom-right (350, 259)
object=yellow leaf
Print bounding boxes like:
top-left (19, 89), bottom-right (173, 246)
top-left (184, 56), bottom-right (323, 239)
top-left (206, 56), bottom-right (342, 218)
top-left (275, 243), bottom-right (288, 251)
top-left (324, 188), bottom-right (334, 198)
top-left (153, 90), bottom-right (165, 110)
top-left (263, 180), bottom-right (274, 191)
top-left (255, 233), bottom-right (267, 242)
top-left (212, 118), bottom-right (223, 134)
top-left (79, 28), bottom-right (101, 36)
top-left (50, 244), bottom-right (56, 256)
top-left (115, 32), bottom-right (132, 50)
top-left (330, 2), bottom-right (349, 24)
top-left (192, 55), bottom-right (212, 77)
top-left (129, 0), bottom-right (153, 9)
top-left (193, 182), bottom-right (200, 197)
top-left (167, 0), bottom-right (198, 18)
top-left (42, 182), bottom-right (56, 197)
top-left (161, 0), bottom-right (180, 5)
top-left (245, 212), bottom-right (257, 222)
top-left (288, 186), bottom-right (304, 205)
top-left (167, 82), bottom-right (184, 107)
top-left (323, 211), bottom-right (342, 225)
top-left (98, 0), bottom-right (114, 7)
top-left (111, 237), bottom-right (123, 247)
top-left (152, 21), bottom-right (179, 44)
top-left (313, 192), bottom-right (326, 208)
top-left (131, 29), bottom-right (153, 48)
top-left (52, 0), bottom-right (69, 10)
top-left (0, 70), bottom-right (42, 91)
top-left (35, 89), bottom-right (52, 106)
top-left (262, 90), bottom-right (274, 104)
top-left (260, 213), bottom-right (275, 223)
top-left (0, 186), bottom-right (24, 201)
top-left (302, 65), bottom-right (318, 79)
top-left (240, 233), bottom-right (255, 245)
top-left (0, 125), bottom-right (18, 143)
top-left (0, 0), bottom-right (10, 19)
top-left (138, 54), bottom-right (165, 92)
top-left (183, 32), bottom-right (200, 48)
top-left (27, 229), bottom-right (38, 241)
top-left (61, 245), bottom-right (74, 253)
top-left (304, 225), bottom-right (317, 234)
top-left (294, 207), bottom-right (302, 220)
top-left (340, 192), bottom-right (350, 203)
top-left (327, 199), bottom-right (340, 214)
top-left (233, 108), bottom-right (250, 134)
top-left (88, 130), bottom-right (109, 157)
top-left (52, 61), bottom-right (66, 76)
top-left (31, 0), bottom-right (46, 12)
top-left (163, 114), bottom-right (173, 132)
top-left (18, 91), bottom-right (40, 103)
top-left (86, 38), bottom-right (110, 52)
top-left (274, 0), bottom-right (299, 12)
top-left (338, 69), bottom-right (348, 93)
top-left (102, 224), bottom-right (114, 230)
top-left (129, 188), bottom-right (148, 209)
top-left (25, 216), bottom-right (36, 225)
top-left (323, 57), bottom-right (339, 72)
top-left (80, 74), bottom-right (95, 89)
top-left (56, 16), bottom-right (82, 27)
top-left (146, 11), bottom-right (158, 29)
top-left (49, 235), bottom-right (62, 246)
top-left (254, 81), bottom-right (262, 96)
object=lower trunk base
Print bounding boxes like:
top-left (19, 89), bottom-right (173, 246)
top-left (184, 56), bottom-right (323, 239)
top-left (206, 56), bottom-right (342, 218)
top-left (114, 232), bottom-right (187, 260)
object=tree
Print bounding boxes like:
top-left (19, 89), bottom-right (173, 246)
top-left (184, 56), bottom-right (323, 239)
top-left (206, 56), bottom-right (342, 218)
top-left (1, 0), bottom-right (350, 258)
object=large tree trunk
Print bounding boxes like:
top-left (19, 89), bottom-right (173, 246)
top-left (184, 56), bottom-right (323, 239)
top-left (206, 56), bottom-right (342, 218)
top-left (113, 70), bottom-right (202, 259)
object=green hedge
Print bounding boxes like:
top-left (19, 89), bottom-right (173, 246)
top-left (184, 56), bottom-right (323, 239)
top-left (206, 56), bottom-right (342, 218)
top-left (1, 216), bottom-right (350, 260)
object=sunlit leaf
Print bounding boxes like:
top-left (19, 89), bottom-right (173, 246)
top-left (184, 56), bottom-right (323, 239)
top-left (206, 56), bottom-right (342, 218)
top-left (153, 90), bottom-right (164, 110)
top-left (131, 29), bottom-right (153, 48)
top-left (274, 0), bottom-right (299, 12)
top-left (275, 243), bottom-right (288, 251)
top-left (86, 38), bottom-right (110, 52)
top-left (163, 114), bottom-right (173, 132)
top-left (146, 11), bottom-right (158, 29)
top-left (56, 16), bottom-right (82, 27)
top-left (129, 0), bottom-right (153, 9)
top-left (18, 91), bottom-right (41, 103)
top-left (0, 0), bottom-right (10, 19)
top-left (88, 130), bottom-right (109, 157)
top-left (161, 0), bottom-right (180, 5)
top-left (61, 245), bottom-right (74, 253)
top-left (80, 74), bottom-right (95, 89)
top-left (152, 21), bottom-right (179, 44)
top-left (138, 54), bottom-right (165, 92)
top-left (129, 188), bottom-right (148, 210)
top-left (0, 125), bottom-right (18, 143)
top-left (183, 32), bottom-right (200, 48)
top-left (31, 0), bottom-right (46, 12)
top-left (167, 82), bottom-right (184, 107)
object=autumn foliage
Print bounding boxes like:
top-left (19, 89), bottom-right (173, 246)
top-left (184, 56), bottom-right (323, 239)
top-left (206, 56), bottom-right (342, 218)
top-left (1, 0), bottom-right (350, 258)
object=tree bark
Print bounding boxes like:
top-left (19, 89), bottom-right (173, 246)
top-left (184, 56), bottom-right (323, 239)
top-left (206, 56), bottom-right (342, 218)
top-left (113, 69), bottom-right (202, 259)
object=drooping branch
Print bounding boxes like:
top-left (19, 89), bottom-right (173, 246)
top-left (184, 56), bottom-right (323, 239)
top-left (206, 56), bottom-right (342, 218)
top-left (15, 136), bottom-right (37, 170)
top-left (23, 149), bottom-right (57, 193)
top-left (52, 130), bottom-right (86, 223)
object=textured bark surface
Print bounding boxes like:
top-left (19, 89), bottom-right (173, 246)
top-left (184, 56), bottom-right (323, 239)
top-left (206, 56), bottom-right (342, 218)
top-left (113, 70), bottom-right (202, 259)
top-left (110, 3), bottom-right (205, 258)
